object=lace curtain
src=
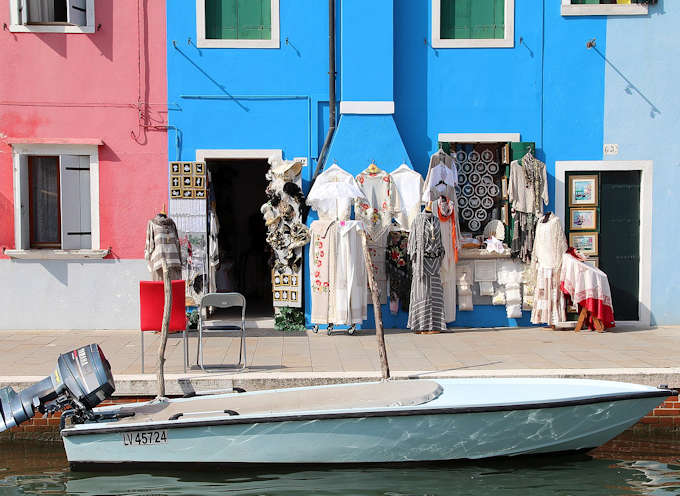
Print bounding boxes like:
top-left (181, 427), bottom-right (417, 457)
top-left (29, 156), bottom-right (60, 246)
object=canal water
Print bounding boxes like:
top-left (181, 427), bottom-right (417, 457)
top-left (1, 434), bottom-right (679, 495)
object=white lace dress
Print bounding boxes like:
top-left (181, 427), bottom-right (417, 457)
top-left (530, 213), bottom-right (568, 326)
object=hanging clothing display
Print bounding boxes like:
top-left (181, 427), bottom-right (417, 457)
top-left (386, 230), bottom-right (411, 315)
top-left (509, 152), bottom-right (549, 263)
top-left (355, 167), bottom-right (398, 304)
top-left (335, 220), bottom-right (368, 325)
top-left (306, 164), bottom-right (365, 221)
top-left (422, 149), bottom-right (458, 202)
top-left (435, 198), bottom-right (457, 323)
top-left (391, 163), bottom-right (424, 231)
top-left (261, 157), bottom-right (310, 308)
top-left (309, 220), bottom-right (337, 324)
top-left (530, 213), bottom-right (568, 326)
top-left (145, 214), bottom-right (183, 281)
top-left (208, 208), bottom-right (220, 293)
top-left (407, 212), bottom-right (446, 332)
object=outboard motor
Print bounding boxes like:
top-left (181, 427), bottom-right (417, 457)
top-left (0, 344), bottom-right (115, 432)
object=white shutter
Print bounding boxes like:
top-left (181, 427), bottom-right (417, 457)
top-left (60, 155), bottom-right (91, 249)
top-left (15, 0), bottom-right (28, 25)
top-left (67, 0), bottom-right (86, 26)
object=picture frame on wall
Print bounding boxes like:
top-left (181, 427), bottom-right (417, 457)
top-left (569, 175), bottom-right (598, 206)
top-left (569, 232), bottom-right (598, 256)
top-left (570, 208), bottom-right (597, 230)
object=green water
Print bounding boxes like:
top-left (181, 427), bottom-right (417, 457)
top-left (1, 438), bottom-right (679, 495)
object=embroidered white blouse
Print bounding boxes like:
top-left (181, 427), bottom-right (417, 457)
top-left (306, 164), bottom-right (366, 220)
top-left (391, 164), bottom-right (424, 231)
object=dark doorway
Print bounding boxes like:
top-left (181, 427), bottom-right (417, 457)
top-left (207, 159), bottom-right (272, 317)
top-left (600, 171), bottom-right (641, 321)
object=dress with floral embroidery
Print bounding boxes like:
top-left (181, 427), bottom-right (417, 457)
top-left (309, 220), bottom-right (337, 324)
top-left (355, 168), bottom-right (399, 304)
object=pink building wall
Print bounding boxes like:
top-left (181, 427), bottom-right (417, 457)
top-left (0, 0), bottom-right (168, 259)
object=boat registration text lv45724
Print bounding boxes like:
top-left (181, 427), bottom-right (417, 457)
top-left (122, 430), bottom-right (168, 446)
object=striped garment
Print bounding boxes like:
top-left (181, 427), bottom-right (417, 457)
top-left (145, 215), bottom-right (183, 279)
top-left (407, 212), bottom-right (446, 332)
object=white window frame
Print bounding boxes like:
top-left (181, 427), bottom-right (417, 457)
top-left (7, 142), bottom-right (106, 260)
top-left (555, 160), bottom-right (653, 328)
top-left (196, 0), bottom-right (280, 49)
top-left (8, 0), bottom-right (95, 33)
top-left (560, 0), bottom-right (648, 17)
top-left (432, 0), bottom-right (514, 49)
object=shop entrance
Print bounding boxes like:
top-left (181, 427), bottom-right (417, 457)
top-left (206, 159), bottom-right (272, 317)
top-left (565, 170), bottom-right (642, 322)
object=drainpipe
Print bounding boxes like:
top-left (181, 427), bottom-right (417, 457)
top-left (306, 0), bottom-right (336, 209)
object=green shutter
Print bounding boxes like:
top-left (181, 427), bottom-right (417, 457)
top-left (205, 0), bottom-right (270, 40)
top-left (205, 0), bottom-right (237, 40)
top-left (440, 0), bottom-right (504, 40)
top-left (237, 0), bottom-right (271, 40)
top-left (440, 0), bottom-right (456, 39)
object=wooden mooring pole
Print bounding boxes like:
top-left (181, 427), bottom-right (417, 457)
top-left (361, 231), bottom-right (390, 380)
top-left (157, 259), bottom-right (171, 398)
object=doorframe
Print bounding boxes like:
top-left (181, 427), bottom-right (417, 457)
top-left (555, 160), bottom-right (653, 328)
top-left (196, 148), bottom-right (282, 305)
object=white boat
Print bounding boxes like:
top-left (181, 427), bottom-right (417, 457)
top-left (60, 377), bottom-right (673, 469)
top-left (1, 344), bottom-right (673, 469)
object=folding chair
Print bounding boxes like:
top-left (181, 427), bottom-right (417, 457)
top-left (196, 292), bottom-right (247, 371)
top-left (139, 280), bottom-right (188, 373)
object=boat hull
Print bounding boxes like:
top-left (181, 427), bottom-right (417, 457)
top-left (63, 395), bottom-right (664, 466)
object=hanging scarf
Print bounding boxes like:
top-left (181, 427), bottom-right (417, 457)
top-left (521, 151), bottom-right (546, 216)
top-left (437, 198), bottom-right (458, 263)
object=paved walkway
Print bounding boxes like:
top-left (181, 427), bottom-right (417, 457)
top-left (0, 325), bottom-right (678, 379)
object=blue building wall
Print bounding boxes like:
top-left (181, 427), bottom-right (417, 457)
top-left (166, 0), bottom-right (330, 168)
top-left (603, 0), bottom-right (677, 325)
top-left (167, 0), bottom-right (675, 328)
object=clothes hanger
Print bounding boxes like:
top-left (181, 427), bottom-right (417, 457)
top-left (542, 211), bottom-right (552, 223)
top-left (158, 204), bottom-right (167, 217)
top-left (424, 201), bottom-right (432, 213)
top-left (367, 160), bottom-right (380, 174)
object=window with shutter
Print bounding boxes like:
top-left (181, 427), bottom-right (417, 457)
top-left (9, 0), bottom-right (95, 32)
top-left (433, 0), bottom-right (513, 48)
top-left (440, 0), bottom-right (505, 40)
top-left (205, 0), bottom-right (271, 40)
top-left (198, 0), bottom-right (279, 48)
top-left (561, 0), bottom-right (649, 15)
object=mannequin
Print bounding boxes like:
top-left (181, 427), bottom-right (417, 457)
top-left (145, 211), bottom-right (183, 281)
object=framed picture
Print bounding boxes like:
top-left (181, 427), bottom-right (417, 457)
top-left (170, 162), bottom-right (181, 175)
top-left (194, 162), bottom-right (205, 175)
top-left (570, 208), bottom-right (597, 230)
top-left (182, 162), bottom-right (193, 174)
top-left (569, 232), bottom-right (598, 256)
top-left (569, 175), bottom-right (598, 206)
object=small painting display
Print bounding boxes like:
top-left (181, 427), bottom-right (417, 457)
top-left (569, 175), bottom-right (598, 206)
top-left (272, 269), bottom-right (301, 308)
top-left (570, 208), bottom-right (597, 231)
top-left (569, 232), bottom-right (598, 256)
top-left (169, 161), bottom-right (206, 200)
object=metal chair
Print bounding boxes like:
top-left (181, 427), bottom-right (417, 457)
top-left (139, 280), bottom-right (189, 373)
top-left (196, 292), bottom-right (247, 371)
